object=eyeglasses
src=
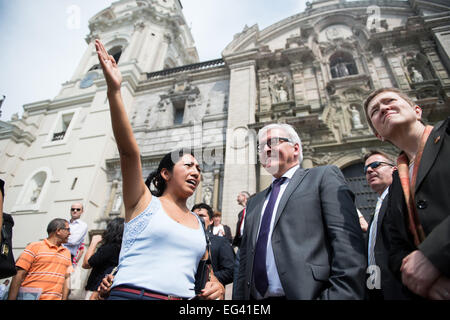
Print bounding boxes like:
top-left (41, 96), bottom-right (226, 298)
top-left (258, 137), bottom-right (292, 152)
top-left (59, 227), bottom-right (70, 231)
top-left (364, 161), bottom-right (393, 174)
top-left (71, 208), bottom-right (82, 212)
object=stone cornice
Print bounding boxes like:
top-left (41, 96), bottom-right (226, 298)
top-left (23, 94), bottom-right (94, 115)
top-left (0, 121), bottom-right (36, 146)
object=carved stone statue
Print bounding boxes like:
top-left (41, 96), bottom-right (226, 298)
top-left (410, 66), bottom-right (424, 83)
top-left (350, 106), bottom-right (363, 129)
top-left (276, 85), bottom-right (288, 102)
top-left (112, 194), bottom-right (122, 212)
top-left (30, 185), bottom-right (42, 203)
top-left (203, 187), bottom-right (212, 206)
top-left (331, 58), bottom-right (349, 78)
top-left (269, 74), bottom-right (290, 104)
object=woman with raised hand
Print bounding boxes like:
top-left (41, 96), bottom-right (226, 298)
top-left (94, 39), bottom-right (224, 300)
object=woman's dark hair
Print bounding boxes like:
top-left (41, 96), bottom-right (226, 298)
top-left (145, 148), bottom-right (196, 197)
top-left (101, 217), bottom-right (125, 246)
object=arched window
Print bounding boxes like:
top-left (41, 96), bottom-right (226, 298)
top-left (108, 46), bottom-right (123, 64)
top-left (12, 168), bottom-right (52, 212)
top-left (330, 51), bottom-right (358, 79)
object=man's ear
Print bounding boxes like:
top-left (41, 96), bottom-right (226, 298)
top-left (293, 143), bottom-right (300, 157)
top-left (375, 132), bottom-right (385, 142)
top-left (414, 105), bottom-right (423, 120)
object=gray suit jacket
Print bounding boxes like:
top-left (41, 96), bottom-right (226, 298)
top-left (234, 165), bottom-right (366, 300)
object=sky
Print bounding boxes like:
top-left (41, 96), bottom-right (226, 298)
top-left (0, 0), bottom-right (307, 121)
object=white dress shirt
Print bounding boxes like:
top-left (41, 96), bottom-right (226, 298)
top-left (64, 218), bottom-right (88, 257)
top-left (367, 187), bottom-right (389, 266)
top-left (253, 164), bottom-right (300, 299)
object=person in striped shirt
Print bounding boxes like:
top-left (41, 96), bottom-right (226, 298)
top-left (8, 218), bottom-right (72, 300)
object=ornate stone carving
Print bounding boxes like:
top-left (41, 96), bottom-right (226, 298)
top-left (268, 73), bottom-right (292, 104)
top-left (349, 105), bottom-right (364, 129)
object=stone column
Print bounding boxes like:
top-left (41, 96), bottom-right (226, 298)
top-left (382, 46), bottom-right (410, 91)
top-left (221, 53), bottom-right (258, 227)
top-left (290, 62), bottom-right (305, 106)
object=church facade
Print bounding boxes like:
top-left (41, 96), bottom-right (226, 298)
top-left (1, 0), bottom-right (450, 270)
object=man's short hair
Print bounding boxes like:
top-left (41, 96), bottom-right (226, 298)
top-left (47, 218), bottom-right (68, 235)
top-left (363, 87), bottom-right (416, 134)
top-left (191, 203), bottom-right (214, 220)
top-left (240, 191), bottom-right (250, 198)
top-left (258, 123), bottom-right (303, 163)
top-left (363, 150), bottom-right (394, 165)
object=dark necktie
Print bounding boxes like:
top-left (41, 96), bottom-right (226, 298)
top-left (253, 177), bottom-right (287, 297)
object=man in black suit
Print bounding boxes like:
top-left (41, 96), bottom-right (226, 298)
top-left (192, 203), bottom-right (235, 286)
top-left (364, 87), bottom-right (450, 300)
top-left (231, 191), bottom-right (249, 299)
top-left (232, 191), bottom-right (250, 249)
top-left (363, 150), bottom-right (408, 300)
top-left (234, 123), bottom-right (366, 300)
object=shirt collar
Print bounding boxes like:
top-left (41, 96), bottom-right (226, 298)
top-left (44, 238), bottom-right (64, 251)
top-left (272, 164), bottom-right (300, 183)
top-left (70, 219), bottom-right (80, 225)
top-left (380, 186), bottom-right (389, 200)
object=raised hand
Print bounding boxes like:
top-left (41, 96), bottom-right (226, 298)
top-left (95, 39), bottom-right (122, 92)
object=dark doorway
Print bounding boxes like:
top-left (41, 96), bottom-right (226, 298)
top-left (341, 162), bottom-right (378, 223)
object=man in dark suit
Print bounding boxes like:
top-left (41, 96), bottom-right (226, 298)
top-left (234, 123), bottom-right (366, 300)
top-left (363, 150), bottom-right (408, 300)
top-left (364, 87), bottom-right (450, 300)
top-left (232, 191), bottom-right (250, 249)
top-left (192, 203), bottom-right (235, 286)
top-left (231, 191), bottom-right (249, 299)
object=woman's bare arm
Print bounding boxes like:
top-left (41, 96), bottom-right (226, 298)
top-left (95, 40), bottom-right (150, 221)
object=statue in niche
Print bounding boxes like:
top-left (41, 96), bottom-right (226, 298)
top-left (410, 66), bottom-right (424, 83)
top-left (30, 185), bottom-right (42, 203)
top-left (203, 187), bottom-right (212, 206)
top-left (276, 86), bottom-right (288, 102)
top-left (112, 194), bottom-right (122, 213)
top-left (334, 58), bottom-right (349, 77)
top-left (269, 74), bottom-right (290, 104)
top-left (349, 106), bottom-right (363, 129)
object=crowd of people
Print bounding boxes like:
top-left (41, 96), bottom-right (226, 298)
top-left (0, 39), bottom-right (448, 301)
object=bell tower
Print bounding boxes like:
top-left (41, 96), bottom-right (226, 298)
top-left (65, 0), bottom-right (198, 93)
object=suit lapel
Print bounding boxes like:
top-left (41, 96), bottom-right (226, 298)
top-left (376, 197), bottom-right (389, 231)
top-left (273, 168), bottom-right (308, 229)
top-left (415, 123), bottom-right (444, 192)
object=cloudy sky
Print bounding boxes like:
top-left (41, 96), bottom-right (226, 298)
top-left (0, 0), bottom-right (307, 121)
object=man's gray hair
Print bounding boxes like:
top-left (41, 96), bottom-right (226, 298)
top-left (258, 123), bottom-right (303, 164)
top-left (47, 218), bottom-right (68, 235)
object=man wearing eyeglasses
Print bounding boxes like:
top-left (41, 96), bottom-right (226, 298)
top-left (363, 150), bottom-right (408, 300)
top-left (64, 203), bottom-right (88, 266)
top-left (8, 219), bottom-right (72, 300)
top-left (234, 123), bottom-right (366, 300)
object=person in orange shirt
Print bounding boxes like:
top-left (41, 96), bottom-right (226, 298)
top-left (8, 218), bottom-right (72, 300)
